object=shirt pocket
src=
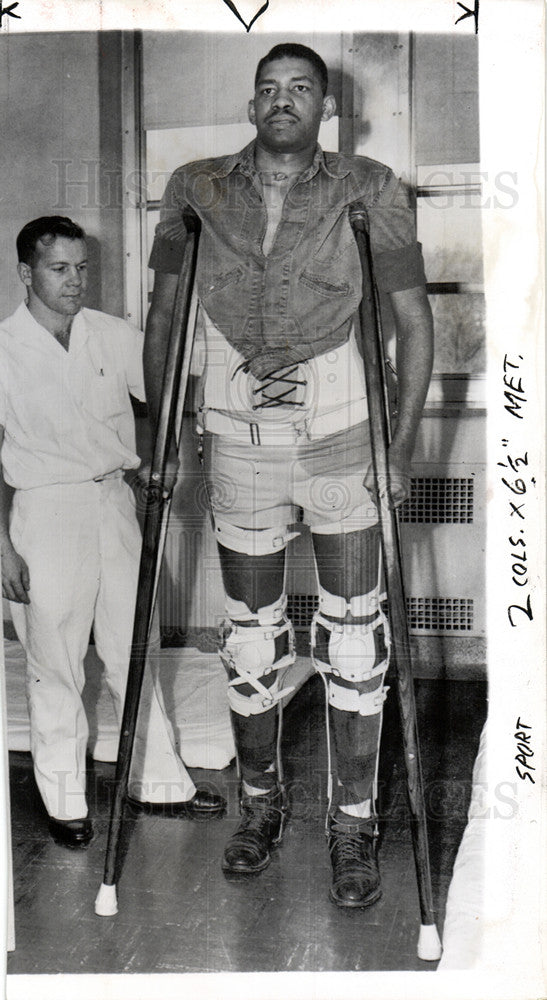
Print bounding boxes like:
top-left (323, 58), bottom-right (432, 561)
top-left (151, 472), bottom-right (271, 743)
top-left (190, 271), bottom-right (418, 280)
top-left (312, 209), bottom-right (357, 265)
top-left (205, 265), bottom-right (245, 294)
top-left (298, 270), bottom-right (352, 298)
top-left (85, 372), bottom-right (127, 422)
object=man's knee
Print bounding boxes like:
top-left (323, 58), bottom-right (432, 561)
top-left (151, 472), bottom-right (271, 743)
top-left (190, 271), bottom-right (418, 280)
top-left (311, 584), bottom-right (390, 717)
top-left (219, 594), bottom-right (296, 718)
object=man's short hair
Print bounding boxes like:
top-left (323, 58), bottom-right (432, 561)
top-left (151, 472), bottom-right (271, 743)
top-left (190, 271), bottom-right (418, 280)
top-left (16, 216), bottom-right (85, 266)
top-left (254, 43), bottom-right (328, 96)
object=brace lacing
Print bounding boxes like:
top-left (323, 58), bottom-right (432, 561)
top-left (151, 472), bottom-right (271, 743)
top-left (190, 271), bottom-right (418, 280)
top-left (233, 360), bottom-right (308, 409)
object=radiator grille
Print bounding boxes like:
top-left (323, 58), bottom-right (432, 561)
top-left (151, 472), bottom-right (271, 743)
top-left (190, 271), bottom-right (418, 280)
top-left (287, 594), bottom-right (474, 633)
top-left (398, 477), bottom-right (474, 523)
top-left (406, 597), bottom-right (474, 631)
top-left (287, 594), bottom-right (319, 630)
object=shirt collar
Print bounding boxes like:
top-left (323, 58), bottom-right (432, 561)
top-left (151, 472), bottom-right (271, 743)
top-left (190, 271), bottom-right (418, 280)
top-left (10, 301), bottom-right (88, 353)
top-left (209, 141), bottom-right (352, 182)
top-left (208, 141), bottom-right (255, 179)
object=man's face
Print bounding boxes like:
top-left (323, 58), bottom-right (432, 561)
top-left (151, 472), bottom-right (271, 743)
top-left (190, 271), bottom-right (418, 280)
top-left (19, 237), bottom-right (88, 318)
top-left (249, 56), bottom-right (335, 154)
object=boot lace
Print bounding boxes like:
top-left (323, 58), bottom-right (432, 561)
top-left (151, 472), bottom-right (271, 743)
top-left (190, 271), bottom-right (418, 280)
top-left (329, 827), bottom-right (377, 875)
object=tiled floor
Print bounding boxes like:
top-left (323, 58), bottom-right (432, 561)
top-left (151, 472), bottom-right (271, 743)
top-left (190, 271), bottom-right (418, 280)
top-left (7, 674), bottom-right (487, 975)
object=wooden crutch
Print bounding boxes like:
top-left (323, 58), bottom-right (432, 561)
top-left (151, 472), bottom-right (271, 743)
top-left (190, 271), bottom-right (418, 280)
top-left (349, 204), bottom-right (442, 961)
top-left (95, 212), bottom-right (201, 916)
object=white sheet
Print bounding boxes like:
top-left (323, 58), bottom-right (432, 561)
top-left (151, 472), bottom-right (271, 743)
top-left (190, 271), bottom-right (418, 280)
top-left (438, 721), bottom-right (487, 968)
top-left (4, 638), bottom-right (313, 771)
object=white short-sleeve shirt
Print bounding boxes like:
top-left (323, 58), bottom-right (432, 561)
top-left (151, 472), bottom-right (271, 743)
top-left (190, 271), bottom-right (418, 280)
top-left (0, 303), bottom-right (145, 489)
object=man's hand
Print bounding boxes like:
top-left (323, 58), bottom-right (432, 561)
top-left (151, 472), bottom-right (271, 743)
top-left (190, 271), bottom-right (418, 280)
top-left (364, 443), bottom-right (411, 508)
top-left (136, 454), bottom-right (180, 497)
top-left (362, 284), bottom-right (433, 511)
top-left (1, 538), bottom-right (30, 604)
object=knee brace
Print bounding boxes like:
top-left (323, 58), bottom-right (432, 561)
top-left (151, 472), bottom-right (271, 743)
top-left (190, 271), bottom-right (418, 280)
top-left (311, 586), bottom-right (390, 717)
top-left (219, 597), bottom-right (296, 718)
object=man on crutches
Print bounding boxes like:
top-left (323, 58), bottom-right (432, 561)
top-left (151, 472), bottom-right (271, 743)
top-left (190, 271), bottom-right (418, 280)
top-left (145, 43), bottom-right (433, 911)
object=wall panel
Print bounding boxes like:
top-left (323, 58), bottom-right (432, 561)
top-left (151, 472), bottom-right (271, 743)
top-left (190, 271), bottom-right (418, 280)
top-left (142, 31), bottom-right (343, 130)
top-left (0, 32), bottom-right (125, 320)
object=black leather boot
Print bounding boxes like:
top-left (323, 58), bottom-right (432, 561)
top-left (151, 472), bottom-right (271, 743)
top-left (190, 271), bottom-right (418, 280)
top-left (222, 786), bottom-right (287, 876)
top-left (328, 812), bottom-right (382, 908)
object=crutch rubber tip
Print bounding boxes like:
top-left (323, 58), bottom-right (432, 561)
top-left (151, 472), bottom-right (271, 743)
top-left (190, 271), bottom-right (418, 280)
top-left (417, 923), bottom-right (442, 961)
top-left (94, 882), bottom-right (118, 916)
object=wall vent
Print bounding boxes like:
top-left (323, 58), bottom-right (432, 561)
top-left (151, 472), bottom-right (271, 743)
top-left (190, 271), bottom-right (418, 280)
top-left (406, 597), bottom-right (474, 631)
top-left (287, 594), bottom-right (319, 630)
top-left (287, 594), bottom-right (474, 633)
top-left (398, 477), bottom-right (474, 524)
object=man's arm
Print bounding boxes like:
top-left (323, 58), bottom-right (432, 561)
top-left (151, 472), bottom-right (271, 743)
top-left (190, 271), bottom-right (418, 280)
top-left (0, 427), bottom-right (30, 604)
top-left (143, 271), bottom-right (181, 488)
top-left (364, 284), bottom-right (434, 505)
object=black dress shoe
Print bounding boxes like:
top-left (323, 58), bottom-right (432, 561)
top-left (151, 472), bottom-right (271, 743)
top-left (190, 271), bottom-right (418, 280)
top-left (127, 787), bottom-right (226, 818)
top-left (187, 788), bottom-right (226, 816)
top-left (222, 787), bottom-right (286, 876)
top-left (48, 817), bottom-right (93, 848)
top-left (328, 813), bottom-right (382, 908)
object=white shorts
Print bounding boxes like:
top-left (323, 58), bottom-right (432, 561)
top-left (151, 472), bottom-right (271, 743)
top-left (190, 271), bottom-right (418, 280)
top-left (202, 421), bottom-right (378, 533)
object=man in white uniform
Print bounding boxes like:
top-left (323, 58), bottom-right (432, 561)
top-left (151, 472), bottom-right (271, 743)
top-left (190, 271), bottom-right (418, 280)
top-left (0, 216), bottom-right (224, 848)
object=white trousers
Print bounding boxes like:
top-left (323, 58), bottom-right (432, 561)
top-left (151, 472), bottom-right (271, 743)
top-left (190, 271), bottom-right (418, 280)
top-left (9, 476), bottom-right (196, 820)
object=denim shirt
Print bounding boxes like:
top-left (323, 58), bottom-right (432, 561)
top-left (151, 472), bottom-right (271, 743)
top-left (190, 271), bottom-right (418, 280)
top-left (149, 142), bottom-right (425, 378)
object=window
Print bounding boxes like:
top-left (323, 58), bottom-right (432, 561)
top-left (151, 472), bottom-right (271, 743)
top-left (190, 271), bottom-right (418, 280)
top-left (412, 34), bottom-right (485, 400)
